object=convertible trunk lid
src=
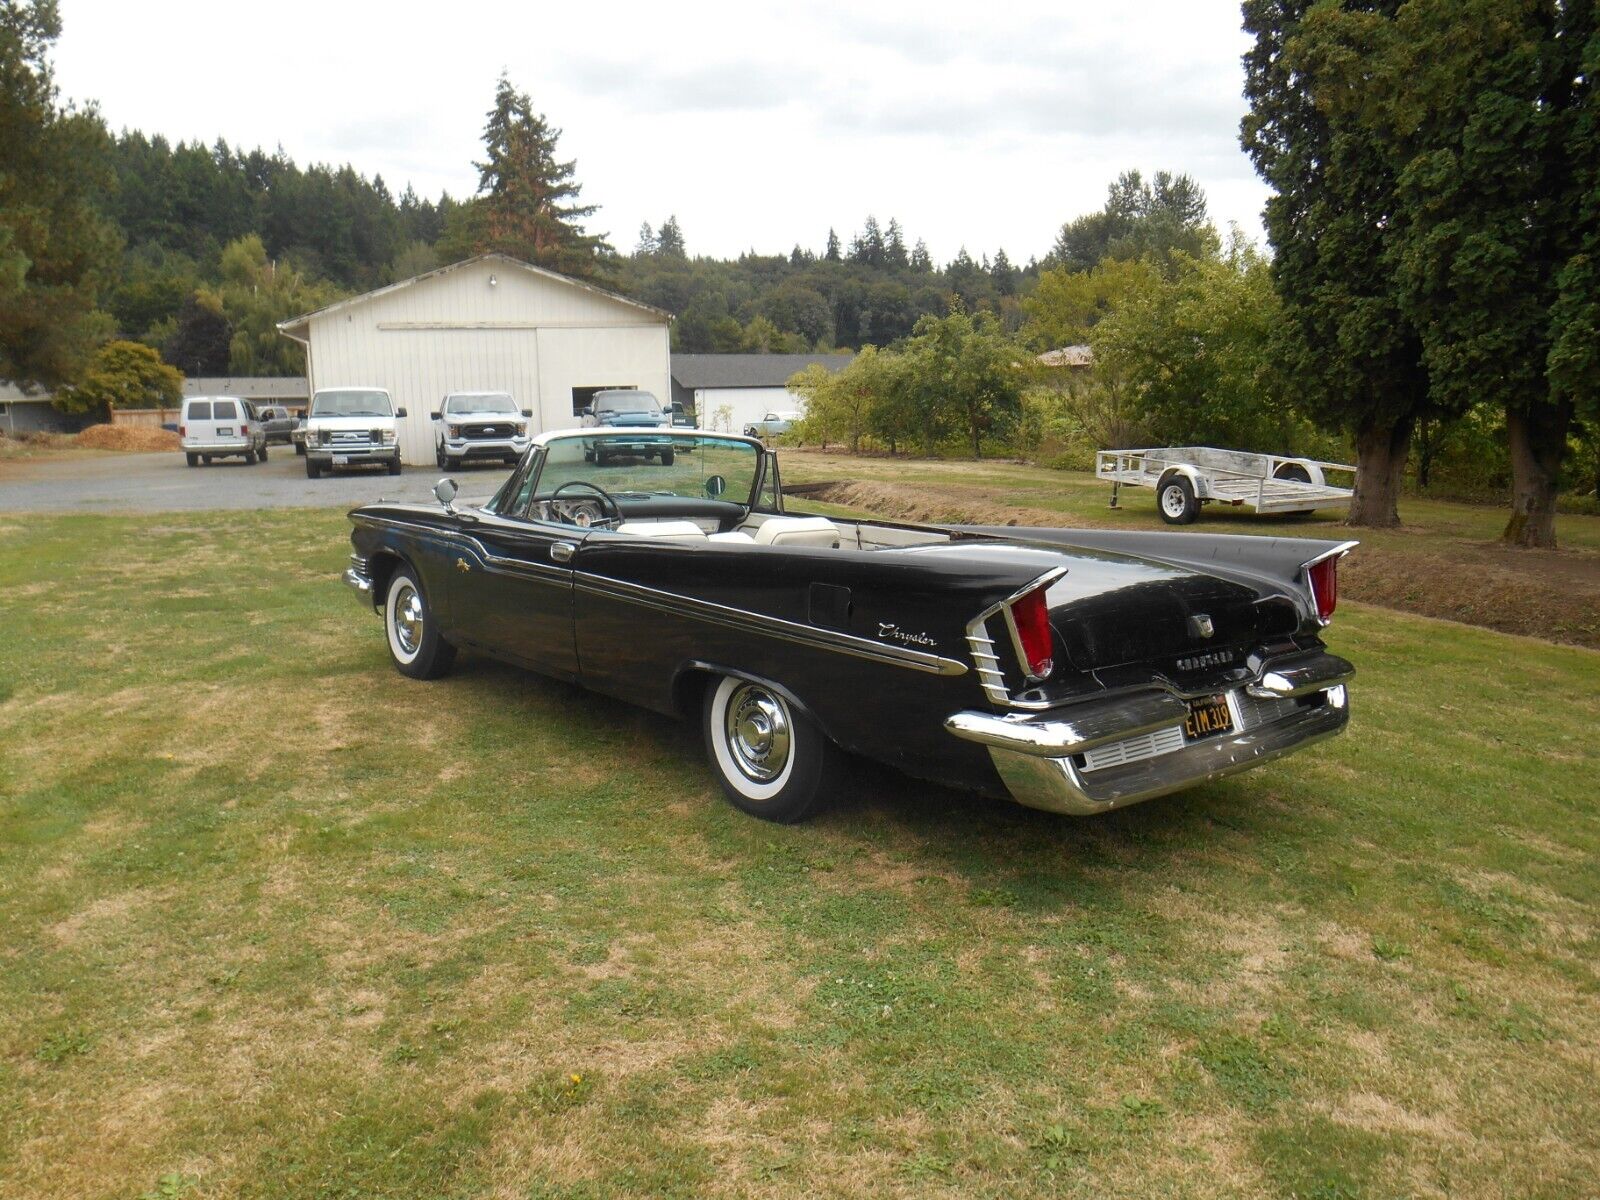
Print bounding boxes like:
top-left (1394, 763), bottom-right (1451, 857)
top-left (1041, 555), bottom-right (1296, 671)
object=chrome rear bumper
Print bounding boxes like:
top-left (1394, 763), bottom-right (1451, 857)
top-left (946, 655), bottom-right (1352, 815)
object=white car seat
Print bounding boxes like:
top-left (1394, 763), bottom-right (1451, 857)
top-left (750, 516), bottom-right (841, 548)
top-left (707, 531), bottom-right (756, 543)
top-left (616, 520), bottom-right (707, 540)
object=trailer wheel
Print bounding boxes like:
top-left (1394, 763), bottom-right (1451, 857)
top-left (1158, 475), bottom-right (1200, 524)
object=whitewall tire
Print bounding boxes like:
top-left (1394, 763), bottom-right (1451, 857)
top-left (703, 675), bottom-right (836, 823)
top-left (384, 567), bottom-right (456, 680)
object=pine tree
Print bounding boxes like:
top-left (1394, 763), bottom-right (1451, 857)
top-left (655, 215), bottom-right (686, 258)
top-left (635, 222), bottom-right (656, 256)
top-left (991, 248), bottom-right (1016, 296)
top-left (910, 239), bottom-right (933, 273)
top-left (471, 74), bottom-right (610, 279)
top-left (824, 228), bottom-right (841, 261)
top-left (884, 219), bottom-right (908, 268)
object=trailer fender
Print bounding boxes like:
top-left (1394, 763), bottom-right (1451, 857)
top-left (1156, 465), bottom-right (1208, 500)
top-left (1273, 459), bottom-right (1326, 487)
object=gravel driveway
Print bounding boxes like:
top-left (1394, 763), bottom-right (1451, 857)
top-left (0, 451), bottom-right (512, 512)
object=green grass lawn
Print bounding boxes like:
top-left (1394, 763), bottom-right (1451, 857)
top-left (1, 511), bottom-right (1596, 1199)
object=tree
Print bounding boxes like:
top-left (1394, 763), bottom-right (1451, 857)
top-left (466, 74), bottom-right (611, 279)
top-left (904, 308), bottom-right (1025, 458)
top-left (1242, 0), bottom-right (1436, 528)
top-left (655, 215), bottom-right (686, 258)
top-left (1022, 257), bottom-right (1159, 351)
top-left (0, 0), bottom-right (121, 387)
top-left (824, 228), bottom-right (841, 261)
top-left (162, 292), bottom-right (231, 375)
top-left (1091, 243), bottom-right (1307, 452)
top-left (910, 239), bottom-right (933, 272)
top-left (213, 234), bottom-right (345, 375)
top-left (1286, 0), bottom-right (1595, 546)
top-left (54, 340), bottom-right (182, 417)
top-left (635, 221), bottom-right (656, 256)
top-left (1050, 170), bottom-right (1217, 274)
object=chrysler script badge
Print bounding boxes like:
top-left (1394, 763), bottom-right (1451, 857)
top-left (1188, 613), bottom-right (1215, 639)
top-left (877, 622), bottom-right (937, 649)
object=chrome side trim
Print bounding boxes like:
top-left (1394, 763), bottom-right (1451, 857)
top-left (358, 515), bottom-right (572, 586)
top-left (963, 566), bottom-right (1068, 708)
top-left (574, 573), bottom-right (968, 677)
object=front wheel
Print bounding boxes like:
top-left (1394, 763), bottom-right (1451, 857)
top-left (660, 449), bottom-right (675, 466)
top-left (1158, 476), bottom-right (1200, 525)
top-left (295, 441), bottom-right (306, 456)
top-left (306, 458), bottom-right (321, 479)
top-left (703, 676), bottom-right (837, 823)
top-left (387, 456), bottom-right (402, 476)
top-left (384, 567), bottom-right (456, 680)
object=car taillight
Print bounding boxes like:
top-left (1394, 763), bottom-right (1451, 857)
top-left (1009, 586), bottom-right (1055, 680)
top-left (179, 425), bottom-right (186, 436)
top-left (1307, 555), bottom-right (1340, 623)
top-left (240, 423), bottom-right (249, 434)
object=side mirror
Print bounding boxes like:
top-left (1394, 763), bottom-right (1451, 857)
top-left (522, 409), bottom-right (533, 418)
top-left (430, 411), bottom-right (442, 421)
top-left (433, 477), bottom-right (459, 511)
top-left (581, 405), bottom-right (594, 417)
top-left (705, 474), bottom-right (727, 499)
top-left (395, 406), bottom-right (408, 418)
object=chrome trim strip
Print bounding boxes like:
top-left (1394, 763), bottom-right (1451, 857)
top-left (574, 573), bottom-right (968, 677)
top-left (359, 515), bottom-right (573, 585)
top-left (1246, 656), bottom-right (1355, 699)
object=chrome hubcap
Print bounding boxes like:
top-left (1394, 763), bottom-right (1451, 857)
top-left (724, 683), bottom-right (791, 782)
top-left (394, 584), bottom-right (423, 654)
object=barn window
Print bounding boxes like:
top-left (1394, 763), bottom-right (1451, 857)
top-left (572, 385), bottom-right (637, 416)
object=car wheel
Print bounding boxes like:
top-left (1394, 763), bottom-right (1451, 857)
top-left (388, 456), bottom-right (403, 476)
top-left (384, 567), bottom-right (456, 680)
top-left (306, 458), bottom-right (321, 479)
top-left (660, 449), bottom-right (676, 466)
top-left (1158, 476), bottom-right (1200, 525)
top-left (295, 442), bottom-right (306, 456)
top-left (436, 446), bottom-right (447, 469)
top-left (744, 427), bottom-right (759, 438)
top-left (583, 449), bottom-right (595, 463)
top-left (185, 453), bottom-right (198, 468)
top-left (595, 452), bottom-right (610, 467)
top-left (258, 444), bottom-right (268, 463)
top-left (702, 676), bottom-right (837, 823)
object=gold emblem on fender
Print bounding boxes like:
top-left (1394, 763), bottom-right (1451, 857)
top-left (455, 558), bottom-right (471, 573)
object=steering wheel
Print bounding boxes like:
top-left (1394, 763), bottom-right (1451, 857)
top-left (549, 479), bottom-right (621, 529)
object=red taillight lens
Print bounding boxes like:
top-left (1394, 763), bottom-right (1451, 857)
top-left (178, 425), bottom-right (186, 436)
top-left (240, 423), bottom-right (250, 434)
top-left (1010, 586), bottom-right (1055, 679)
top-left (1307, 556), bottom-right (1339, 623)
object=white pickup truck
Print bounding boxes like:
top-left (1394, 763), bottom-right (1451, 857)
top-left (304, 387), bottom-right (406, 479)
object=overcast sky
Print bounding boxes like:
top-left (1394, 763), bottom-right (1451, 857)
top-left (54, 0), bottom-right (1271, 265)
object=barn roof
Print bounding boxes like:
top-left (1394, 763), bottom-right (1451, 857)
top-left (182, 377), bottom-right (308, 399)
top-left (670, 353), bottom-right (854, 390)
top-left (276, 253), bottom-right (672, 342)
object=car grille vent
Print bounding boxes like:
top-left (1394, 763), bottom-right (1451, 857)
top-left (1233, 690), bottom-right (1300, 731)
top-left (1079, 724), bottom-right (1187, 772)
top-left (329, 430), bottom-right (372, 447)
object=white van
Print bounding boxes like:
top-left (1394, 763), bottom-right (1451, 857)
top-left (180, 396), bottom-right (267, 467)
top-left (304, 387), bottom-right (406, 479)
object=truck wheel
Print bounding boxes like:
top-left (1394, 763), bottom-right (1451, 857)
top-left (384, 567), bottom-right (456, 680)
top-left (306, 458), bottom-right (321, 479)
top-left (703, 675), bottom-right (837, 823)
top-left (660, 449), bottom-right (675, 466)
top-left (388, 456), bottom-right (403, 476)
top-left (1158, 476), bottom-right (1200, 525)
top-left (186, 453), bottom-right (198, 468)
top-left (258, 444), bottom-right (268, 463)
top-left (295, 442), bottom-right (306, 456)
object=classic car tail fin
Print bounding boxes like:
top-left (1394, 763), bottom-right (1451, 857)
top-left (1010, 584), bottom-right (1055, 680)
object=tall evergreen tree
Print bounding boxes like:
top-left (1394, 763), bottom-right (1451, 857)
top-left (884, 219), bottom-right (908, 267)
top-left (824, 228), bottom-right (841, 262)
top-left (655, 215), bottom-right (686, 258)
top-left (910, 239), bottom-right (933, 272)
top-left (0, 0), bottom-right (120, 387)
top-left (469, 74), bottom-right (610, 279)
top-left (1241, 0), bottom-right (1434, 528)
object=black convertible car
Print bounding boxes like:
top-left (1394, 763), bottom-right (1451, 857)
top-left (342, 429), bottom-right (1355, 823)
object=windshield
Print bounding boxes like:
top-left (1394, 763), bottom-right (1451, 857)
top-left (312, 389), bottom-right (392, 417)
top-left (445, 393), bottom-right (515, 414)
top-left (534, 435), bottom-right (759, 506)
top-left (595, 391), bottom-right (660, 415)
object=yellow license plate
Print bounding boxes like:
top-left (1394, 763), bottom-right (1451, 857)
top-left (1184, 695), bottom-right (1234, 741)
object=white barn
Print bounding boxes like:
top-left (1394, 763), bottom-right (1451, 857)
top-left (670, 353), bottom-right (852, 433)
top-left (278, 254), bottom-right (672, 464)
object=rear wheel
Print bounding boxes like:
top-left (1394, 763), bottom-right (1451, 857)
top-left (306, 458), bottom-right (321, 479)
top-left (660, 449), bottom-right (675, 466)
top-left (702, 676), bottom-right (836, 823)
top-left (258, 444), bottom-right (268, 463)
top-left (1158, 476), bottom-right (1199, 525)
top-left (185, 453), bottom-right (198, 468)
top-left (384, 567), bottom-right (456, 680)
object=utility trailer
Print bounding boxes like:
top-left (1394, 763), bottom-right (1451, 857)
top-left (1096, 446), bottom-right (1355, 524)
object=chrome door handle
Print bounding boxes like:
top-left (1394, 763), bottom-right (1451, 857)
top-left (551, 542), bottom-right (577, 564)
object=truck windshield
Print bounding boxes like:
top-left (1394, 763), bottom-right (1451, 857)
top-left (597, 392), bottom-right (659, 414)
top-left (445, 393), bottom-right (514, 414)
top-left (312, 390), bottom-right (392, 417)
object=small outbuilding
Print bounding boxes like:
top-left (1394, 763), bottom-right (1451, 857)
top-left (278, 254), bottom-right (672, 464)
top-left (670, 353), bottom-right (852, 434)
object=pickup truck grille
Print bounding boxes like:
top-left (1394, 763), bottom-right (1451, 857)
top-left (462, 423), bottom-right (513, 439)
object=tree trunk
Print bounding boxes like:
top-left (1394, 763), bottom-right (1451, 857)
top-left (1502, 400), bottom-right (1572, 549)
top-left (1346, 415), bottom-right (1412, 527)
top-left (971, 425), bottom-right (982, 459)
